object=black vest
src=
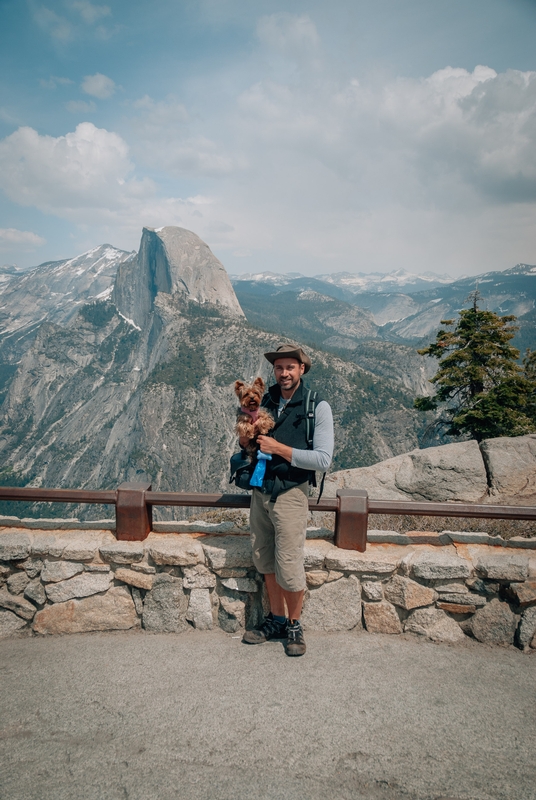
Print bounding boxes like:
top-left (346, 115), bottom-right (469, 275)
top-left (257, 380), bottom-right (320, 500)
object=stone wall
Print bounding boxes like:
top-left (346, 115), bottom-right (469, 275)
top-left (1, 526), bottom-right (535, 651)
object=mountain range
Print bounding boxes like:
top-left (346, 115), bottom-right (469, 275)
top-left (231, 263), bottom-right (536, 352)
top-left (230, 268), bottom-right (455, 295)
top-left (2, 234), bottom-right (535, 519)
top-left (0, 227), bottom-right (440, 519)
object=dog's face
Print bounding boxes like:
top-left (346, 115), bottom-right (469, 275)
top-left (234, 377), bottom-right (265, 410)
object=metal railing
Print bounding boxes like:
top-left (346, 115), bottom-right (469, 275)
top-left (1, 483), bottom-right (536, 552)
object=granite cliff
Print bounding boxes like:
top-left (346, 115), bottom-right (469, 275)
top-left (112, 226), bottom-right (244, 328)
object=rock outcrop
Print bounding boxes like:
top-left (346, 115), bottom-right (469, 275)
top-left (326, 434), bottom-right (536, 505)
top-left (480, 435), bottom-right (536, 502)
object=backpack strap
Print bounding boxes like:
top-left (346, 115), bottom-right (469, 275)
top-left (316, 471), bottom-right (327, 503)
top-left (305, 389), bottom-right (317, 449)
top-left (304, 390), bottom-right (327, 503)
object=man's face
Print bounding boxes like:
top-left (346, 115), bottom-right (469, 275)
top-left (273, 357), bottom-right (305, 395)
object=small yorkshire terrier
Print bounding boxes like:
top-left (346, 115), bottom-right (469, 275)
top-left (234, 377), bottom-right (275, 457)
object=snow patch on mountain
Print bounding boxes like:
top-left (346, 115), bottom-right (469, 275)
top-left (231, 268), bottom-right (455, 294)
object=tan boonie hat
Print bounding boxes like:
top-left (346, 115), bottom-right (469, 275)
top-left (264, 343), bottom-right (312, 374)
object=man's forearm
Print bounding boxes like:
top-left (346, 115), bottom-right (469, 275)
top-left (257, 435), bottom-right (293, 462)
top-left (239, 435), bottom-right (292, 462)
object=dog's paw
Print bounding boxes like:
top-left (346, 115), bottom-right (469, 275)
top-left (255, 411), bottom-right (275, 435)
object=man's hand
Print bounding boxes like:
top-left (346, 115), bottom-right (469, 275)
top-left (257, 435), bottom-right (292, 463)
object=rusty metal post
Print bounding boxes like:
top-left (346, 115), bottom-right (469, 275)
top-left (334, 489), bottom-right (368, 552)
top-left (116, 482), bottom-right (152, 541)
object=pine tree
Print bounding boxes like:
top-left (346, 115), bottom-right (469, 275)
top-left (414, 292), bottom-right (536, 441)
top-left (523, 348), bottom-right (536, 426)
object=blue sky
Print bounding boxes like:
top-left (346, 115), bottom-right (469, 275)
top-left (1, 0), bottom-right (535, 277)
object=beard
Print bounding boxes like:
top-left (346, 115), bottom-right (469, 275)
top-left (277, 375), bottom-right (300, 394)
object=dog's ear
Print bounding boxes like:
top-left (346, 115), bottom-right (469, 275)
top-left (234, 380), bottom-right (245, 397)
top-left (253, 377), bottom-right (265, 392)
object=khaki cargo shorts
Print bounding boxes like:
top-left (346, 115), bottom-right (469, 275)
top-left (249, 483), bottom-right (309, 593)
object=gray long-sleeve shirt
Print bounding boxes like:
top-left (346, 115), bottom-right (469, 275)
top-left (288, 400), bottom-right (334, 472)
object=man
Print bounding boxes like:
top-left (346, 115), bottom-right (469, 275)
top-left (240, 343), bottom-right (334, 656)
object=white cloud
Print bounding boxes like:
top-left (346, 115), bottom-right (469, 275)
top-left (128, 95), bottom-right (242, 176)
top-left (0, 122), bottom-right (220, 246)
top-left (66, 99), bottom-right (96, 113)
top-left (255, 12), bottom-right (323, 75)
top-left (0, 123), bottom-right (135, 214)
top-left (68, 1), bottom-right (111, 25)
top-left (33, 1), bottom-right (112, 43)
top-left (0, 228), bottom-right (46, 249)
top-left (39, 75), bottom-right (74, 89)
top-left (197, 61), bottom-right (536, 274)
top-left (131, 94), bottom-right (189, 126)
top-left (235, 64), bottom-right (536, 210)
top-left (139, 131), bottom-right (238, 177)
top-left (2, 54), bottom-right (535, 277)
top-left (33, 6), bottom-right (73, 41)
top-left (81, 73), bottom-right (116, 99)
top-left (257, 13), bottom-right (320, 54)
top-left (0, 108), bottom-right (22, 125)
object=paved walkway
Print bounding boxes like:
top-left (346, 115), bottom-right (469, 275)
top-left (0, 629), bottom-right (535, 800)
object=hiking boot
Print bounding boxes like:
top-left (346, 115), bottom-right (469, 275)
top-left (242, 613), bottom-right (287, 644)
top-left (285, 619), bottom-right (306, 656)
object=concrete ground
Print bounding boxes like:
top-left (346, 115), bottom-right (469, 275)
top-left (0, 629), bottom-right (534, 800)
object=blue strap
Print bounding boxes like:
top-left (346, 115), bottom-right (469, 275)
top-left (249, 451), bottom-right (272, 488)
